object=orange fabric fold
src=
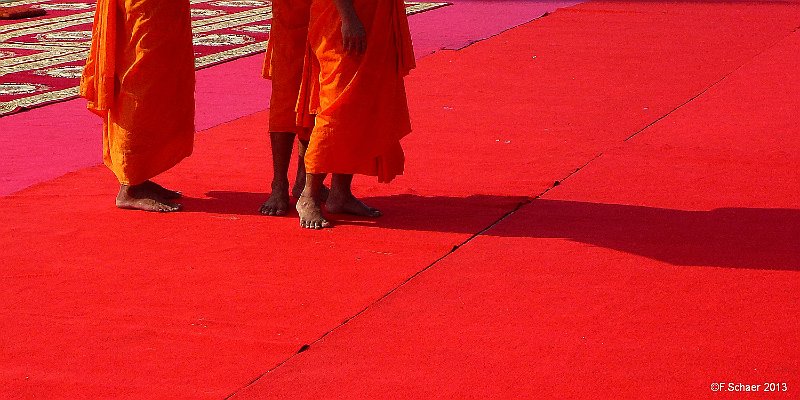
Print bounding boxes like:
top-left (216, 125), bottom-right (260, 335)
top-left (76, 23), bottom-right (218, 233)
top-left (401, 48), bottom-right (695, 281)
top-left (79, 0), bottom-right (115, 114)
top-left (79, 0), bottom-right (195, 186)
top-left (300, 0), bottom-right (415, 183)
top-left (263, 0), bottom-right (311, 138)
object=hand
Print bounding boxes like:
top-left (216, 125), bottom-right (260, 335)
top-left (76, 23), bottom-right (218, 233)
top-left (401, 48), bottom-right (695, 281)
top-left (341, 16), bottom-right (366, 55)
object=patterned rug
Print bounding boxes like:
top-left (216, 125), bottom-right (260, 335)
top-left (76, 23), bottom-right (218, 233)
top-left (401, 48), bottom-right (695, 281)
top-left (0, 0), bottom-right (448, 117)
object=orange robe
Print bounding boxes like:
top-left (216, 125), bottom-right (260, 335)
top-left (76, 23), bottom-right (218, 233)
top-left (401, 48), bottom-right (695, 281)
top-left (263, 0), bottom-right (311, 139)
top-left (298, 0), bottom-right (415, 183)
top-left (80, 0), bottom-right (195, 186)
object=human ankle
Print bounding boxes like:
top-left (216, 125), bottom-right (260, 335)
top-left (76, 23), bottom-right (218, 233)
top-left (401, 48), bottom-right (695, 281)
top-left (271, 179), bottom-right (290, 191)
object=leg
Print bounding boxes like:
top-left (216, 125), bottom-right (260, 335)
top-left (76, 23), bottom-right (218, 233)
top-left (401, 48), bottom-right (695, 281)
top-left (259, 131), bottom-right (295, 215)
top-left (296, 172), bottom-right (331, 229)
top-left (326, 174), bottom-right (381, 217)
top-left (291, 138), bottom-right (309, 198)
top-left (292, 131), bottom-right (330, 200)
top-left (116, 183), bottom-right (181, 212)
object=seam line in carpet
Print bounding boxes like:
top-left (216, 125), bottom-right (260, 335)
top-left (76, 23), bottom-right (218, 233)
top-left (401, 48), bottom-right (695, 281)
top-left (449, 11), bottom-right (552, 51)
top-left (224, 21), bottom-right (800, 400)
top-left (223, 152), bottom-right (602, 399)
top-left (624, 25), bottom-right (800, 142)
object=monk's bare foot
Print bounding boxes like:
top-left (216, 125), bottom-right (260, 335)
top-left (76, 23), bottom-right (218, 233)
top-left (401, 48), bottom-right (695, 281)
top-left (296, 195), bottom-right (331, 229)
top-left (116, 184), bottom-right (181, 212)
top-left (142, 180), bottom-right (182, 199)
top-left (292, 179), bottom-right (330, 201)
top-left (326, 193), bottom-right (381, 217)
top-left (260, 182), bottom-right (290, 216)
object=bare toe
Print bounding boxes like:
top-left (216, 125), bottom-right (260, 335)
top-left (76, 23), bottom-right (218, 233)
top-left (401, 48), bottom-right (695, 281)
top-left (260, 189), bottom-right (290, 216)
top-left (296, 195), bottom-right (331, 229)
top-left (164, 202), bottom-right (182, 212)
top-left (157, 203), bottom-right (177, 213)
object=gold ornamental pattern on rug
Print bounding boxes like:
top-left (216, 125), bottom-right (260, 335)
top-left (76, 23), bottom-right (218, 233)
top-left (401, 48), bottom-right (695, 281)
top-left (0, 0), bottom-right (448, 117)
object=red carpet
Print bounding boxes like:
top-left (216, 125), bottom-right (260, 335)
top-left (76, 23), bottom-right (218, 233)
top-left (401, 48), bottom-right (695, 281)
top-left (2, 0), bottom-right (800, 398)
top-left (0, 109), bottom-right (525, 398)
top-left (232, 6), bottom-right (800, 400)
top-left (408, 0), bottom-right (581, 57)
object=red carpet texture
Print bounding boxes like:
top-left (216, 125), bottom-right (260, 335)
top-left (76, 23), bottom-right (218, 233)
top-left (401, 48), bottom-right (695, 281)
top-left (2, 0), bottom-right (799, 398)
top-left (234, 4), bottom-right (800, 399)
